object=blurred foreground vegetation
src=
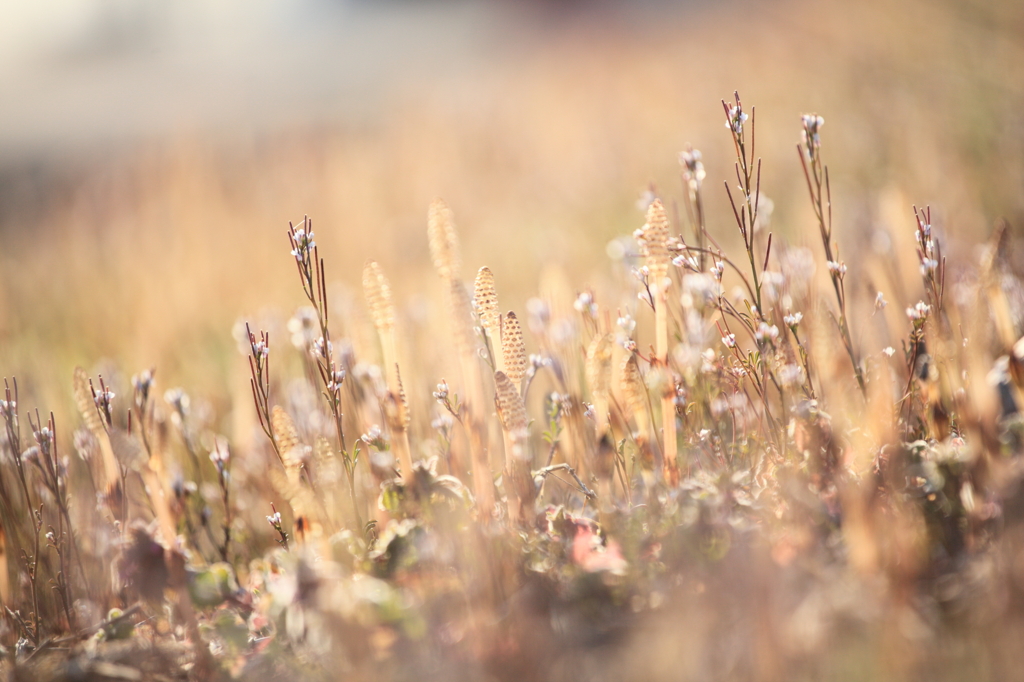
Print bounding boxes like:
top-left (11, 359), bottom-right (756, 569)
top-left (2, 0), bottom-right (1024, 679)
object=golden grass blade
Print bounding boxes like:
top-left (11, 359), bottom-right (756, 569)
top-left (585, 333), bottom-right (613, 433)
top-left (448, 278), bottom-right (478, 359)
top-left (73, 367), bottom-right (103, 436)
top-left (0, 522), bottom-right (8, 605)
top-left (386, 364), bottom-right (414, 478)
top-left (74, 367), bottom-right (121, 490)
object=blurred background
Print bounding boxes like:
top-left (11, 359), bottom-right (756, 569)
top-left (1, 0), bottom-right (1023, 415)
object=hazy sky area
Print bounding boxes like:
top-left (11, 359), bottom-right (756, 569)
top-left (0, 0), bottom-right (653, 158)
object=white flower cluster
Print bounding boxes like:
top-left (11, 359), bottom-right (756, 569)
top-left (914, 218), bottom-right (940, 277)
top-left (779, 364), bottom-right (805, 387)
top-left (327, 369), bottom-right (346, 393)
top-left (754, 322), bottom-right (780, 344)
top-left (313, 336), bottom-right (332, 361)
top-left (827, 260), bottom-right (847, 276)
top-left (801, 114), bottom-right (825, 159)
top-left (679, 147), bottom-right (706, 191)
top-left (573, 291), bottom-right (598, 317)
top-left (289, 226), bottom-right (316, 261)
top-left (360, 425), bottom-right (383, 447)
top-left (906, 300), bottom-right (931, 321)
top-left (209, 438), bottom-right (230, 479)
top-left (93, 388), bottom-right (115, 409)
top-left (432, 380), bottom-right (449, 402)
top-left (726, 105), bottom-right (749, 135)
top-left (287, 307), bottom-right (319, 349)
top-left (783, 312), bottom-right (803, 327)
top-left (164, 388), bottom-right (189, 415)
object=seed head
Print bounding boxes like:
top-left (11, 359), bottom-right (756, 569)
top-left (502, 312), bottom-right (528, 387)
top-left (494, 371), bottom-right (528, 455)
top-left (620, 355), bottom-right (648, 423)
top-left (474, 267), bottom-right (500, 339)
top-left (363, 260), bottom-right (395, 334)
top-left (585, 334), bottom-right (613, 402)
top-left (427, 198), bottom-right (461, 280)
top-left (640, 199), bottom-right (671, 278)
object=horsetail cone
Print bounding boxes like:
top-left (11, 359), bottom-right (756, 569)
top-left (362, 260), bottom-right (395, 334)
top-left (620, 353), bottom-right (649, 428)
top-left (585, 333), bottom-right (613, 402)
top-left (585, 333), bottom-right (613, 430)
top-left (494, 370), bottom-right (528, 456)
top-left (427, 198), bottom-right (461, 281)
top-left (642, 198), bottom-right (671, 281)
top-left (501, 311), bottom-right (528, 388)
top-left (474, 266), bottom-right (500, 341)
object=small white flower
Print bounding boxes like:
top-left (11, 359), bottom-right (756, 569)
top-left (636, 189), bottom-right (656, 213)
top-left (209, 438), bottom-right (230, 476)
top-left (680, 147), bottom-right (706, 190)
top-left (431, 413), bottom-right (454, 431)
top-left (313, 336), bottom-right (333, 360)
top-left (290, 227), bottom-right (316, 260)
top-left (726, 105), bottom-right (749, 134)
top-left (433, 380), bottom-right (449, 402)
top-left (360, 425), bottom-right (383, 445)
top-left (754, 322), bottom-right (779, 344)
top-left (616, 314), bottom-right (636, 334)
top-left (779, 364), bottom-right (805, 386)
top-left (722, 333), bottom-right (737, 349)
top-left (573, 292), bottom-right (597, 316)
top-left (906, 301), bottom-right (931, 321)
top-left (874, 291), bottom-right (887, 310)
top-left (132, 370), bottom-right (154, 393)
top-left (287, 307), bottom-right (319, 349)
top-left (826, 260), bottom-right (847, 276)
top-left (266, 512), bottom-right (282, 527)
top-left (920, 258), bottom-right (938, 276)
top-left (783, 312), bottom-right (803, 327)
top-left (327, 369), bottom-right (346, 392)
top-left (710, 261), bottom-right (725, 281)
top-left (164, 388), bottom-right (189, 414)
top-left (882, 347), bottom-right (896, 358)
top-left (0, 399), bottom-right (16, 418)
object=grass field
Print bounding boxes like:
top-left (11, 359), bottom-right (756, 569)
top-left (2, 0), bottom-right (1024, 679)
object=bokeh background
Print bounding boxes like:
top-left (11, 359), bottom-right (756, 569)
top-left (1, 0), bottom-right (1023, 416)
